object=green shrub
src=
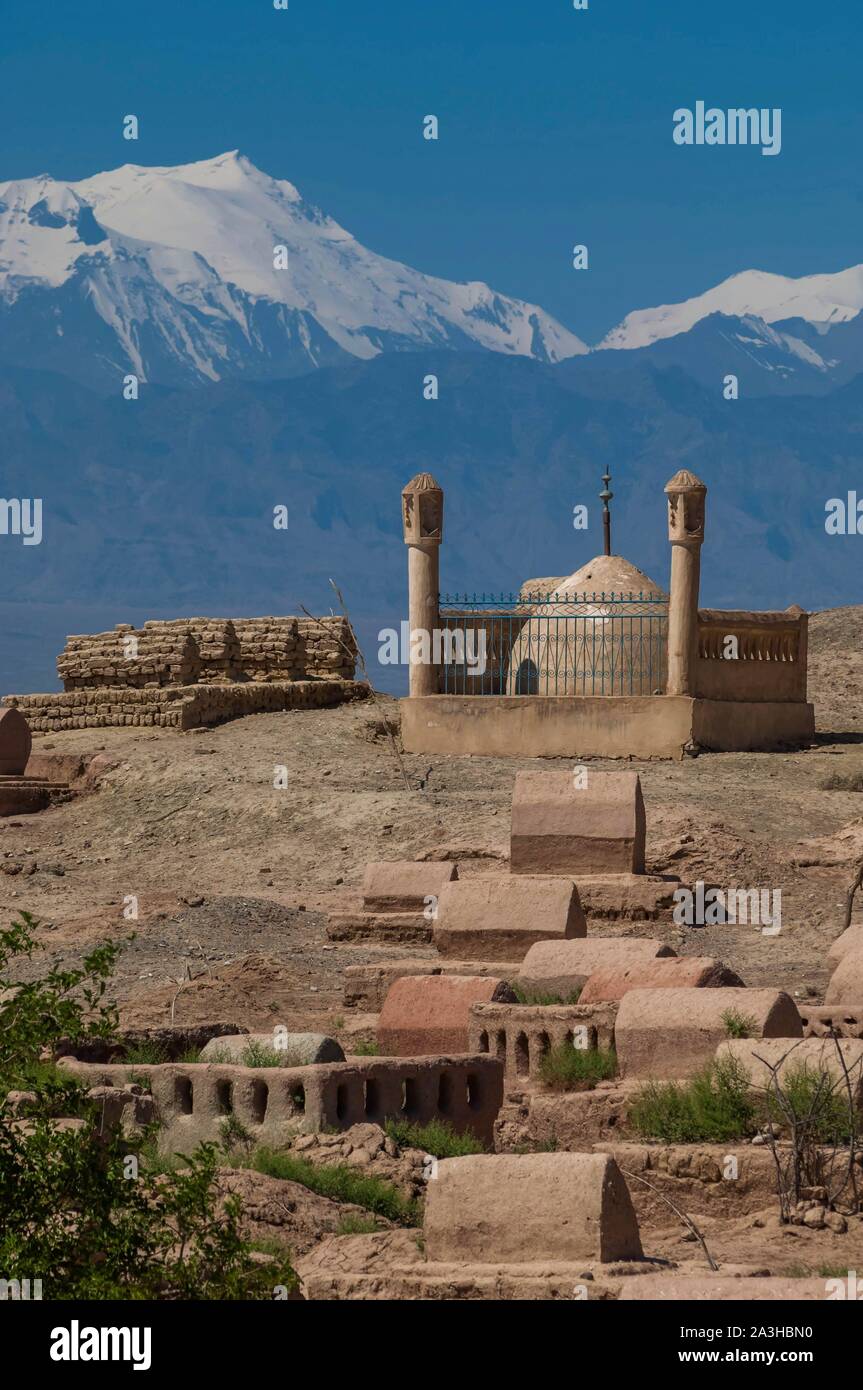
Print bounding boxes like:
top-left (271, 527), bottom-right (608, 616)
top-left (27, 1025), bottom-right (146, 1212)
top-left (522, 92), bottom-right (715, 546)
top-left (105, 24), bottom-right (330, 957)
top-left (122, 1041), bottom-right (170, 1065)
top-left (629, 1056), bottom-right (757, 1143)
top-left (336, 1213), bottom-right (384, 1235)
top-left (247, 1147), bottom-right (421, 1226)
top-left (351, 1039), bottom-right (381, 1056)
top-left (510, 983), bottom-right (582, 1006)
top-left (722, 1008), bottom-right (758, 1039)
top-left (536, 1043), bottom-right (617, 1092)
top-left (763, 1062), bottom-right (858, 1144)
top-left (384, 1117), bottom-right (486, 1157)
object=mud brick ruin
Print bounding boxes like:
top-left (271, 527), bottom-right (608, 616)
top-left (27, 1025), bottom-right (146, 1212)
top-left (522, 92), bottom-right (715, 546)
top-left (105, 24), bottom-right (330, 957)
top-left (38, 741), bottom-right (863, 1303)
top-left (4, 613), bottom-right (365, 731)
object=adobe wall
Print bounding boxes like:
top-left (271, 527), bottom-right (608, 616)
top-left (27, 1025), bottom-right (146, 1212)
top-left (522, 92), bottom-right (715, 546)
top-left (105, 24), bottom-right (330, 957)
top-left (400, 694), bottom-right (815, 758)
top-left (58, 1055), bottom-right (503, 1149)
top-left (400, 694), bottom-right (695, 759)
top-left (3, 678), bottom-right (367, 732)
top-left (691, 698), bottom-right (815, 751)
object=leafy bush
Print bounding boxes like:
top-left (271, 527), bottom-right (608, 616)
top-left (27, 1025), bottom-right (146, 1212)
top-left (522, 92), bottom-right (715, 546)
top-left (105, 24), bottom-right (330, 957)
top-left (536, 1043), bottom-right (617, 1092)
top-left (0, 911), bottom-right (295, 1299)
top-left (629, 1056), bottom-right (757, 1143)
top-left (384, 1117), bottom-right (486, 1157)
top-left (763, 1061), bottom-right (857, 1145)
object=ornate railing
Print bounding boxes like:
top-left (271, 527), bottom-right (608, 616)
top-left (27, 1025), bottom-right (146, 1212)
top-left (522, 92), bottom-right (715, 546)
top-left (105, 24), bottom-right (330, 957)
top-left (438, 592), bottom-right (668, 696)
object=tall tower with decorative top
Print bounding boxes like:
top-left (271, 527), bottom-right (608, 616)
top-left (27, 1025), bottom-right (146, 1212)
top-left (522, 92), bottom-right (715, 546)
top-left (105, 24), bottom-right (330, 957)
top-left (664, 469), bottom-right (707, 696)
top-left (402, 473), bottom-right (443, 697)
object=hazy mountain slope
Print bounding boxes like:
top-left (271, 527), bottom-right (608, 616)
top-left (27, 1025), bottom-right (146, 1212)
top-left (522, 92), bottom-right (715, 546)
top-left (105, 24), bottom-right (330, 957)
top-left (2, 353), bottom-right (860, 696)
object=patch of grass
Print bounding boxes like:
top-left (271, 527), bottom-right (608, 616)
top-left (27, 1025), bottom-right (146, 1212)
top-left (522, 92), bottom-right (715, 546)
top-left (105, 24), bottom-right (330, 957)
top-left (351, 1039), bottom-right (380, 1057)
top-left (722, 1008), bottom-right (758, 1039)
top-left (246, 1147), bottom-right (421, 1226)
top-left (335, 1213), bottom-right (384, 1236)
top-left (510, 983), bottom-right (582, 1006)
top-left (177, 1046), bottom-right (202, 1064)
top-left (242, 1040), bottom-right (289, 1068)
top-left (384, 1117), bottom-right (486, 1157)
top-left (629, 1056), bottom-right (757, 1143)
top-left (536, 1043), bottom-right (617, 1092)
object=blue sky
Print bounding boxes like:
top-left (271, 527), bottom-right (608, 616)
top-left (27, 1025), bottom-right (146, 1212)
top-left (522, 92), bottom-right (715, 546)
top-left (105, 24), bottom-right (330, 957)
top-left (2, 0), bottom-right (861, 343)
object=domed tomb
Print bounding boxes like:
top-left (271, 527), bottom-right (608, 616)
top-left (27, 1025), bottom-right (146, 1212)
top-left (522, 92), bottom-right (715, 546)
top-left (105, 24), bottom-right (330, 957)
top-left (506, 554), bottom-right (668, 696)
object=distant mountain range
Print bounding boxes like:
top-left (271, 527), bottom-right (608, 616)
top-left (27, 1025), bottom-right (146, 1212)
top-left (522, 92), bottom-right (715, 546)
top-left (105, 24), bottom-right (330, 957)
top-left (0, 152), bottom-right (860, 695)
top-left (0, 151), bottom-right (587, 390)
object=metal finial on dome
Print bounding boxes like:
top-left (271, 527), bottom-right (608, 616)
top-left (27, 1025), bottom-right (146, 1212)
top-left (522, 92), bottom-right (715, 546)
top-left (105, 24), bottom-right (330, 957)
top-left (599, 468), bottom-right (613, 557)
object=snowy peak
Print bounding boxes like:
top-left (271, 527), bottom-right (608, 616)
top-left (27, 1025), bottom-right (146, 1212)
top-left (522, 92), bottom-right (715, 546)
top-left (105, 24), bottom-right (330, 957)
top-left (0, 151), bottom-right (587, 384)
top-left (600, 265), bottom-right (863, 350)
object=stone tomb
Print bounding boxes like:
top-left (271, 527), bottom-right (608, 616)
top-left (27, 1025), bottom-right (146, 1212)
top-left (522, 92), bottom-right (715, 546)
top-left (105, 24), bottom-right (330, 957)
top-left (326, 860), bottom-right (458, 944)
top-left (0, 707), bottom-right (68, 816)
top-left (518, 938), bottom-right (676, 998)
top-left (578, 956), bottom-right (744, 1003)
top-left (432, 874), bottom-right (586, 961)
top-left (297, 1151), bottom-right (652, 1300)
top-left (378, 975), bottom-right (516, 1056)
top-left (614, 987), bottom-right (802, 1079)
top-left (343, 958), bottom-right (519, 1011)
top-left (824, 948), bottom-right (863, 1006)
top-left (511, 769), bottom-right (646, 875)
top-left (510, 769), bottom-right (681, 919)
top-left (425, 1153), bottom-right (642, 1263)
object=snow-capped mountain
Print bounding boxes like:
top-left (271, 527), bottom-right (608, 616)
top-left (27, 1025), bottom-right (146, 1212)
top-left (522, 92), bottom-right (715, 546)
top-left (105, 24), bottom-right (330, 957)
top-left (0, 151), bottom-right (587, 389)
top-left (599, 265), bottom-right (863, 351)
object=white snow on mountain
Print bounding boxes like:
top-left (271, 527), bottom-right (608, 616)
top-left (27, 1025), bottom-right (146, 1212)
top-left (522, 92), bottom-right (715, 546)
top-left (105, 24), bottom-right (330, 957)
top-left (0, 151), bottom-right (587, 380)
top-left (599, 266), bottom-right (863, 351)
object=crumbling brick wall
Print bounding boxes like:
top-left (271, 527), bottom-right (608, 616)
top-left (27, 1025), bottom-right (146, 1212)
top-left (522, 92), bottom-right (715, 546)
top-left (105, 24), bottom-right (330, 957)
top-left (55, 614), bottom-right (357, 691)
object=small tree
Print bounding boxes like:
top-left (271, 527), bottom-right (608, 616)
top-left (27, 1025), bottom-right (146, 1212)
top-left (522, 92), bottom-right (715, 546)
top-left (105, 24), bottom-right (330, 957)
top-left (752, 1036), bottom-right (861, 1221)
top-left (0, 912), bottom-right (296, 1300)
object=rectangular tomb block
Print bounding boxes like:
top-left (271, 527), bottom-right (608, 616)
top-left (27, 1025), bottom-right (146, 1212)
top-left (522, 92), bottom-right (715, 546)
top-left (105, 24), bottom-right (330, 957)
top-left (378, 975), bottom-right (516, 1056)
top-left (424, 1153), bottom-right (642, 1264)
top-left (343, 959), bottom-right (517, 1011)
top-left (326, 911), bottom-right (431, 945)
top-left (433, 875), bottom-right (586, 962)
top-left (362, 860), bottom-right (458, 913)
top-left (615, 988), bottom-right (802, 1080)
top-left (578, 956), bottom-right (743, 1003)
top-left (510, 769), bottom-right (646, 877)
top-left (518, 938), bottom-right (675, 998)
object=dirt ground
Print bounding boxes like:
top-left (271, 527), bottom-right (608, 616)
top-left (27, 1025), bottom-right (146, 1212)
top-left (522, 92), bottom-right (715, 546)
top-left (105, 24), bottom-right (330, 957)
top-left (3, 606), bottom-right (863, 1035)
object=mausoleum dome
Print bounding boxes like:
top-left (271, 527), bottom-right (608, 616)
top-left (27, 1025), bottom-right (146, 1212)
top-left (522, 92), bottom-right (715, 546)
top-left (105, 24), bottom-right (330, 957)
top-left (520, 553), bottom-right (667, 605)
top-left (507, 553), bottom-right (669, 695)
